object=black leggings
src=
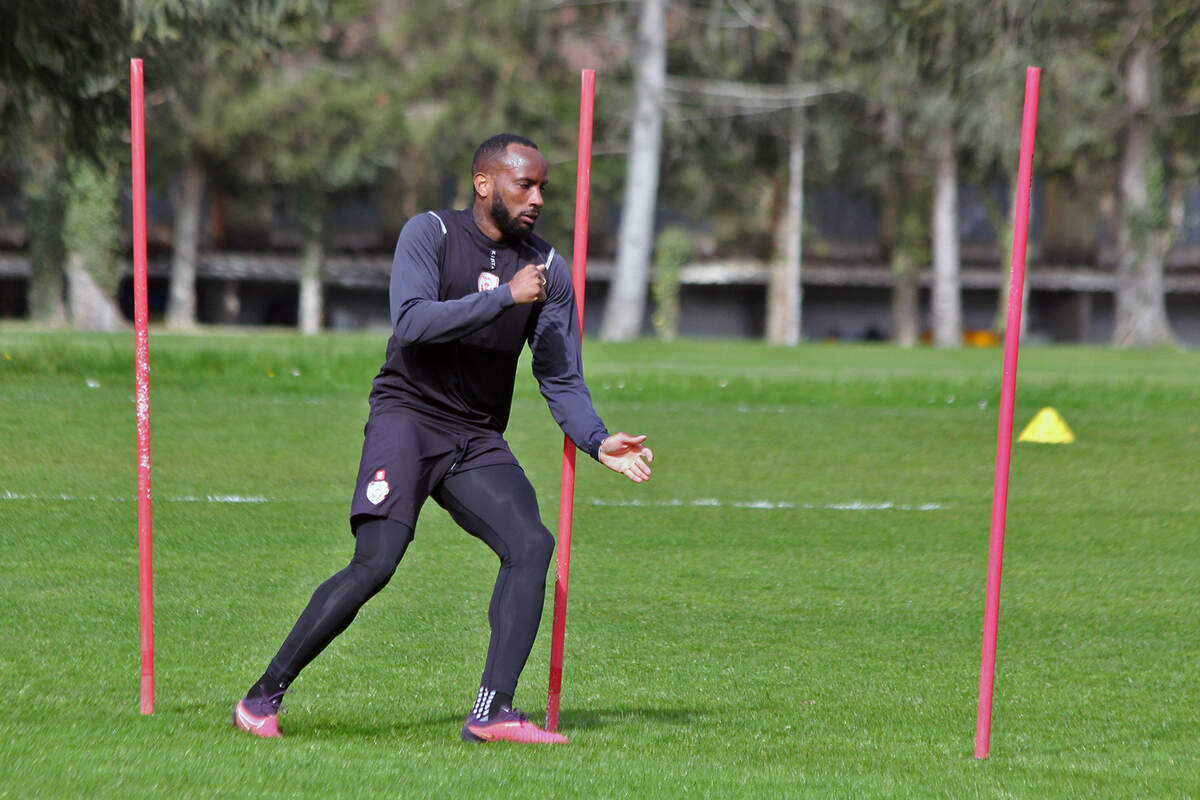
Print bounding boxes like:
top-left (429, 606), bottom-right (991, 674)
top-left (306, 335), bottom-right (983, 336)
top-left (267, 464), bottom-right (554, 697)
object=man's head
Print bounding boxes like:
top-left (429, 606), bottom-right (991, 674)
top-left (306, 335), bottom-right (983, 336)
top-left (471, 133), bottom-right (548, 241)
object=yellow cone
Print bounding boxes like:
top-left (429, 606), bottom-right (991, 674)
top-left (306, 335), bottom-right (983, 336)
top-left (1018, 407), bottom-right (1075, 444)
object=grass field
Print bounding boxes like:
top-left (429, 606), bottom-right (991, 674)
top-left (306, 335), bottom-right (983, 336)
top-left (1, 329), bottom-right (1197, 798)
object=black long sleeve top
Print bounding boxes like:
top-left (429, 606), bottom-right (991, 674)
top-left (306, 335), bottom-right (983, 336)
top-left (368, 208), bottom-right (608, 460)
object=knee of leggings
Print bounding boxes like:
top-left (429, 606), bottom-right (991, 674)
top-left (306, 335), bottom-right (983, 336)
top-left (349, 551), bottom-right (400, 592)
top-left (510, 525), bottom-right (555, 572)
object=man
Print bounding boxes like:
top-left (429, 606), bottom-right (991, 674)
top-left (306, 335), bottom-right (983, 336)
top-left (233, 133), bottom-right (653, 745)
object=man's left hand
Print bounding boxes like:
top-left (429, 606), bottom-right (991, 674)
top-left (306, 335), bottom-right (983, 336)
top-left (598, 432), bottom-right (653, 483)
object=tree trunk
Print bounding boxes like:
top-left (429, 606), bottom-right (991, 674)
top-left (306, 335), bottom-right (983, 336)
top-left (1113, 39), bottom-right (1174, 347)
top-left (24, 161), bottom-right (68, 326)
top-left (298, 230), bottom-right (325, 335)
top-left (651, 226), bottom-right (689, 341)
top-left (888, 177), bottom-right (923, 348)
top-left (880, 101), bottom-right (919, 348)
top-left (601, 0), bottom-right (666, 341)
top-left (66, 252), bottom-right (125, 331)
top-left (63, 159), bottom-right (124, 332)
top-left (931, 116), bottom-right (961, 347)
top-left (28, 255), bottom-right (68, 327)
top-left (767, 105), bottom-right (805, 345)
top-left (891, 265), bottom-right (919, 347)
top-left (167, 154), bottom-right (205, 330)
top-left (890, 202), bottom-right (920, 348)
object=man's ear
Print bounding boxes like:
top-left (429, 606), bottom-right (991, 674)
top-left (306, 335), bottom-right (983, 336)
top-left (473, 171), bottom-right (490, 199)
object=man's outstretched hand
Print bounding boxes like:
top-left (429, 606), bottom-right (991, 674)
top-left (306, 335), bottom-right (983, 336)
top-left (598, 432), bottom-right (653, 483)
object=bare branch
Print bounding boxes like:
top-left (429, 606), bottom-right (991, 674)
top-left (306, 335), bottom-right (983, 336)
top-left (664, 75), bottom-right (840, 109)
top-left (727, 0), bottom-right (770, 30)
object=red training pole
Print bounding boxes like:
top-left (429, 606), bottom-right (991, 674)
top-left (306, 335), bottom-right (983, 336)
top-left (547, 68), bottom-right (595, 732)
top-left (975, 65), bottom-right (1040, 759)
top-left (130, 58), bottom-right (155, 716)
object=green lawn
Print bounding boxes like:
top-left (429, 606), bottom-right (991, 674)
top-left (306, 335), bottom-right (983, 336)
top-left (1, 330), bottom-right (1197, 798)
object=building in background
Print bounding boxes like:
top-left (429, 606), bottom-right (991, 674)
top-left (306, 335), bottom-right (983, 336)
top-left (1, 174), bottom-right (1198, 344)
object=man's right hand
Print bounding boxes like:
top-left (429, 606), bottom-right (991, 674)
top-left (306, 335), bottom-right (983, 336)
top-left (509, 263), bottom-right (548, 305)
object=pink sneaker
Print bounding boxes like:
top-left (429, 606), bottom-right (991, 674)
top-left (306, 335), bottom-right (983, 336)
top-left (233, 695), bottom-right (283, 738)
top-left (463, 706), bottom-right (568, 744)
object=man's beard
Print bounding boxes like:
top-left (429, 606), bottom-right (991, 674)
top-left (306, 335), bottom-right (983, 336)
top-left (490, 196), bottom-right (533, 240)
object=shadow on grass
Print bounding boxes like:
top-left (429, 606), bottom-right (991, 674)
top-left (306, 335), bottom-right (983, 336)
top-left (265, 707), bottom-right (706, 741)
top-left (551, 707), bottom-right (704, 729)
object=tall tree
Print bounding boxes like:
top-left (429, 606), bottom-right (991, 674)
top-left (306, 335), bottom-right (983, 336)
top-left (1038, 0), bottom-right (1198, 346)
top-left (917, 10), bottom-right (964, 348)
top-left (768, 103), bottom-right (805, 345)
top-left (219, 3), bottom-right (400, 333)
top-left (853, 1), bottom-right (980, 347)
top-left (2, 0), bottom-right (128, 327)
top-left (64, 157), bottom-right (125, 331)
top-left (370, 0), bottom-right (597, 244)
top-left (755, 2), bottom-right (838, 346)
top-left (602, 0), bottom-right (667, 341)
top-left (130, 1), bottom-right (327, 329)
top-left (19, 110), bottom-right (70, 326)
top-left (955, 2), bottom-right (1037, 339)
top-left (844, 17), bottom-right (927, 351)
top-left (842, 3), bottom-right (931, 345)
top-left (214, 0), bottom-right (592, 333)
top-left (757, 1), bottom-right (849, 346)
top-left (882, 173), bottom-right (928, 347)
top-left (1108, 2), bottom-right (1190, 346)
top-left (930, 98), bottom-right (961, 347)
top-left (640, 1), bottom-right (847, 344)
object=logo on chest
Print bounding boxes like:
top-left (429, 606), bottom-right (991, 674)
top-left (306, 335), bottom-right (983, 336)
top-left (477, 271), bottom-right (500, 292)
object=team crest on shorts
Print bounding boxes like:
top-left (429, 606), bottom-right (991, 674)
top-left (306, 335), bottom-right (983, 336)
top-left (366, 469), bottom-right (390, 505)
top-left (477, 271), bottom-right (500, 292)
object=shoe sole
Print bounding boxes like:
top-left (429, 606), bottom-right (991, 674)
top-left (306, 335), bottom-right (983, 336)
top-left (466, 722), bottom-right (568, 744)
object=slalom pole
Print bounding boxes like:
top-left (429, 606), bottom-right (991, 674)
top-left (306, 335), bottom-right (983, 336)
top-left (547, 68), bottom-right (596, 732)
top-left (130, 58), bottom-right (155, 715)
top-left (975, 65), bottom-right (1040, 759)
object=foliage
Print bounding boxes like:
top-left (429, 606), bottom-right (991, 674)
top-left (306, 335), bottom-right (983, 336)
top-left (651, 225), bottom-right (691, 340)
top-left (2, 1), bottom-right (134, 326)
top-left (368, 0), bottom-right (602, 243)
top-left (659, 1), bottom-right (858, 256)
top-left (62, 158), bottom-right (123, 295)
top-left (0, 0), bottom-right (128, 161)
top-left (127, 0), bottom-right (331, 173)
top-left (21, 140), bottom-right (68, 323)
top-left (5, 0), bottom-right (1200, 339)
top-left (206, 1), bottom-right (408, 239)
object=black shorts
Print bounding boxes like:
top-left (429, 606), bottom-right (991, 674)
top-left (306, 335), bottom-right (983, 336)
top-left (349, 409), bottom-right (518, 531)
